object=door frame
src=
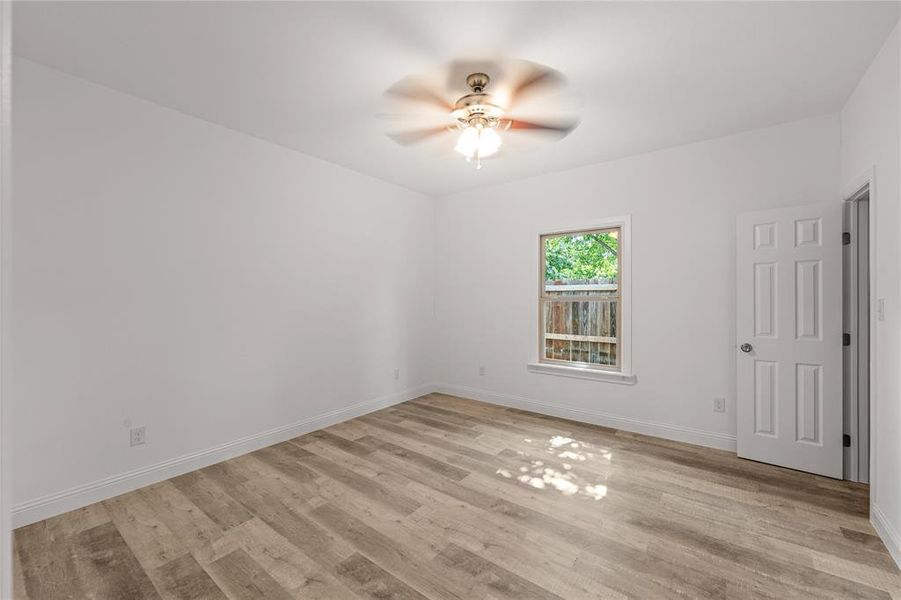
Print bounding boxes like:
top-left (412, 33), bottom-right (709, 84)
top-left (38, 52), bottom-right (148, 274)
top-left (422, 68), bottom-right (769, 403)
top-left (841, 169), bottom-right (876, 494)
top-left (0, 0), bottom-right (11, 595)
top-left (843, 186), bottom-right (870, 483)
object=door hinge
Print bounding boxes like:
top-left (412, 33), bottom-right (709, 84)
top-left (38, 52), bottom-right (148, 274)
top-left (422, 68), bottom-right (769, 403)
top-left (843, 333), bottom-right (851, 346)
top-left (842, 232), bottom-right (851, 245)
top-left (843, 434), bottom-right (851, 447)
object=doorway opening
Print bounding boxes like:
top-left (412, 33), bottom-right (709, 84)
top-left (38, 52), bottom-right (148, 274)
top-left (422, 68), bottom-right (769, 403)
top-left (843, 186), bottom-right (870, 483)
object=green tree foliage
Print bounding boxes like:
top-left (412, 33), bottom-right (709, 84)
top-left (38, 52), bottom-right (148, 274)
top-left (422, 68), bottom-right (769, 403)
top-left (545, 232), bottom-right (618, 281)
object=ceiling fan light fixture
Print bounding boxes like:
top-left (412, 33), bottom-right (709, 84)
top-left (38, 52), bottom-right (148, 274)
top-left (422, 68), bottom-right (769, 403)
top-left (454, 124), bottom-right (502, 166)
top-left (476, 127), bottom-right (502, 156)
top-left (454, 126), bottom-right (480, 158)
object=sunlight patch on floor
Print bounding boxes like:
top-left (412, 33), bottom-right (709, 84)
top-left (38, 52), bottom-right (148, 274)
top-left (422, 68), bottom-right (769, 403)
top-left (493, 434), bottom-right (612, 500)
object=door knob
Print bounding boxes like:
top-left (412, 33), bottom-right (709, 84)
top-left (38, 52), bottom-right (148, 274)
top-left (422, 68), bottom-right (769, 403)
top-left (740, 343), bottom-right (753, 353)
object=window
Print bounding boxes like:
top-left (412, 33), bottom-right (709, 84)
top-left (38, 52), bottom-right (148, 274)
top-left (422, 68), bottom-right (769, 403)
top-left (532, 219), bottom-right (633, 383)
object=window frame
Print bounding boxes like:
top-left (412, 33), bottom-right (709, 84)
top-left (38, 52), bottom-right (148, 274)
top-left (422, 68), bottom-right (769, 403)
top-left (530, 216), bottom-right (635, 384)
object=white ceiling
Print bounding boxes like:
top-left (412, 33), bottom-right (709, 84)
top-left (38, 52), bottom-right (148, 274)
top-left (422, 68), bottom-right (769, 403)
top-left (13, 1), bottom-right (900, 196)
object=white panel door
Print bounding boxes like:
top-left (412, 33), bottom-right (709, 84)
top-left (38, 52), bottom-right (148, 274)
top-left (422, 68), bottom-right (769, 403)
top-left (736, 202), bottom-right (842, 478)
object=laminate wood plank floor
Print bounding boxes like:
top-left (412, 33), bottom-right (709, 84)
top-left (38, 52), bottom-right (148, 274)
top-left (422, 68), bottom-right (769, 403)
top-left (14, 394), bottom-right (901, 599)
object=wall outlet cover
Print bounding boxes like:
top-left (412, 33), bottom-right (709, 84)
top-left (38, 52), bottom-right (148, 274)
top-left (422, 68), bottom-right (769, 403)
top-left (130, 426), bottom-right (146, 447)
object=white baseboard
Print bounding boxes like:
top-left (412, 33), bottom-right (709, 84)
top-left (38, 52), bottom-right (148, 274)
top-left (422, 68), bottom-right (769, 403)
top-left (872, 503), bottom-right (901, 570)
top-left (12, 381), bottom-right (740, 528)
top-left (12, 384), bottom-right (433, 529)
top-left (433, 383), bottom-right (737, 452)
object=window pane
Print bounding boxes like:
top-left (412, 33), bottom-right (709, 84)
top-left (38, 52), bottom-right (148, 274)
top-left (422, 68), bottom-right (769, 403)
top-left (544, 228), bottom-right (619, 297)
top-left (542, 227), bottom-right (620, 368)
top-left (542, 298), bottom-right (618, 366)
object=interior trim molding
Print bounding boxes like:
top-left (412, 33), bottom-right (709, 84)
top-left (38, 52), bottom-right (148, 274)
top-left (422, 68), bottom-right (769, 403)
top-left (526, 362), bottom-right (637, 385)
top-left (433, 382), bottom-right (737, 452)
top-left (11, 383), bottom-right (433, 528)
top-left (872, 503), bottom-right (901, 569)
top-left (11, 381), bottom-right (749, 528)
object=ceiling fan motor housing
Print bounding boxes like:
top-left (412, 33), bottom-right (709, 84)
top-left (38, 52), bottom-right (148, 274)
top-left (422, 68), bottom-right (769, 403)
top-left (453, 73), bottom-right (504, 128)
top-left (465, 72), bottom-right (490, 93)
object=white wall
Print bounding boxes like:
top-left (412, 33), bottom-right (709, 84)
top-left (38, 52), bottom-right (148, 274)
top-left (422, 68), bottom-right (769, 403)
top-left (433, 114), bottom-right (841, 449)
top-left (10, 59), bottom-right (435, 524)
top-left (841, 22), bottom-right (901, 566)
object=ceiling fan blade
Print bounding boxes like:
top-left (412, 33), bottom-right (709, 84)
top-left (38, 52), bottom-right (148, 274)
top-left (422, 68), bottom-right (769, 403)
top-left (508, 66), bottom-right (565, 107)
top-left (384, 78), bottom-right (453, 112)
top-left (506, 118), bottom-right (579, 137)
top-left (388, 126), bottom-right (453, 146)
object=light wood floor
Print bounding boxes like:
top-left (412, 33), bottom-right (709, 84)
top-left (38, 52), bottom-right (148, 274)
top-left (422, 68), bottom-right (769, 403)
top-left (13, 394), bottom-right (901, 599)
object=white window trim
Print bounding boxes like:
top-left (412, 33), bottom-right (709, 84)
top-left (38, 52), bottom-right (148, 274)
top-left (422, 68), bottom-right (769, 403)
top-left (526, 361), bottom-right (637, 384)
top-left (530, 215), bottom-right (634, 384)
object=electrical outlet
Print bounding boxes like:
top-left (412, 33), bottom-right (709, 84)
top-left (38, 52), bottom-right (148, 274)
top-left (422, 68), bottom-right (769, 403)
top-left (479, 365), bottom-right (486, 376)
top-left (713, 398), bottom-right (726, 413)
top-left (393, 368), bottom-right (400, 380)
top-left (130, 426), bottom-right (146, 447)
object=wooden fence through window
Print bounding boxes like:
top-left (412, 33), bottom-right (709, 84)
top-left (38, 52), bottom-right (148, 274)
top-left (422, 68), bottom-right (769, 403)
top-left (543, 280), bottom-right (618, 366)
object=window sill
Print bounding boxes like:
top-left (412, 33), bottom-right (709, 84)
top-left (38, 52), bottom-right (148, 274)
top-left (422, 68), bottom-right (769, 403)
top-left (527, 362), bottom-right (637, 385)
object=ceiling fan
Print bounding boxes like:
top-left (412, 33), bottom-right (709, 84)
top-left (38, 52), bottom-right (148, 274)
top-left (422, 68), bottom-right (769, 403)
top-left (384, 63), bottom-right (579, 169)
